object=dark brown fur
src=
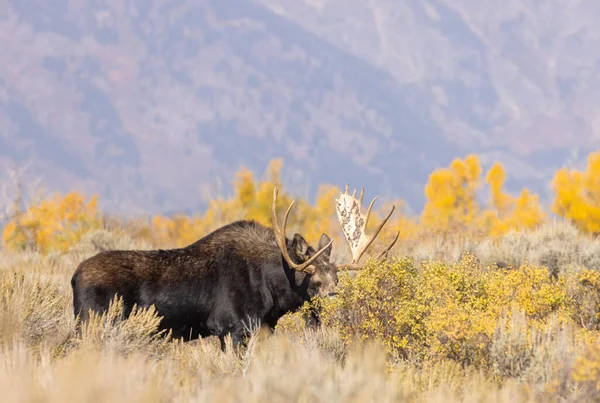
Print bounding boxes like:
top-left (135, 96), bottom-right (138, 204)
top-left (71, 219), bottom-right (337, 351)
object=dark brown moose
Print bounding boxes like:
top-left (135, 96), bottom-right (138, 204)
top-left (71, 185), bottom-right (398, 351)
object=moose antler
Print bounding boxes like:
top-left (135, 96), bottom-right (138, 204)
top-left (335, 185), bottom-right (399, 270)
top-left (272, 187), bottom-right (334, 274)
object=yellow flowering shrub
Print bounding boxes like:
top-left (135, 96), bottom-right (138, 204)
top-left (568, 269), bottom-right (600, 331)
top-left (572, 337), bottom-right (600, 393)
top-left (486, 265), bottom-right (569, 324)
top-left (314, 257), bottom-right (424, 360)
top-left (318, 253), bottom-right (584, 371)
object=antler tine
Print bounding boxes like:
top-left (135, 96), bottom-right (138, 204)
top-left (364, 195), bottom-right (378, 230)
top-left (272, 187), bottom-right (334, 275)
top-left (357, 204), bottom-right (395, 262)
top-left (374, 231), bottom-right (400, 261)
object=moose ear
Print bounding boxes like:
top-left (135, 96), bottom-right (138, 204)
top-left (292, 233), bottom-right (309, 257)
top-left (317, 233), bottom-right (332, 260)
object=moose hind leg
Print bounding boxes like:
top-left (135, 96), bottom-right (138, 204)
top-left (76, 285), bottom-right (132, 324)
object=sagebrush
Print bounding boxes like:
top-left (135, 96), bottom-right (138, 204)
top-left (0, 224), bottom-right (599, 402)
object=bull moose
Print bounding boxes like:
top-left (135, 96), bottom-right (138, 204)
top-left (70, 185), bottom-right (399, 351)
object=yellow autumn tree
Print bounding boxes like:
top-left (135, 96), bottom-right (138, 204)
top-left (225, 159), bottom-right (342, 246)
top-left (2, 191), bottom-right (102, 254)
top-left (420, 155), bottom-right (545, 237)
top-left (552, 151), bottom-right (600, 235)
top-left (148, 157), bottom-right (417, 257)
top-left (420, 154), bottom-right (483, 235)
top-left (226, 160), bottom-right (417, 251)
top-left (150, 163), bottom-right (267, 247)
top-left (149, 159), bottom-right (343, 248)
top-left (150, 214), bottom-right (205, 247)
top-left (483, 162), bottom-right (546, 236)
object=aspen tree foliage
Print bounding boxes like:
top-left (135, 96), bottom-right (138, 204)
top-left (552, 151), bottom-right (600, 235)
top-left (484, 162), bottom-right (546, 236)
top-left (2, 192), bottom-right (101, 253)
top-left (150, 159), bottom-right (345, 248)
top-left (420, 155), bottom-right (546, 237)
top-left (0, 155), bottom-right (549, 253)
top-left (420, 155), bottom-right (483, 234)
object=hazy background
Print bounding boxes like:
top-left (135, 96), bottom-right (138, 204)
top-left (1, 0), bottom-right (596, 216)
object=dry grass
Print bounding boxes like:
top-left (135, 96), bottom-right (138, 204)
top-left (1, 225), bottom-right (600, 402)
top-left (396, 219), bottom-right (600, 275)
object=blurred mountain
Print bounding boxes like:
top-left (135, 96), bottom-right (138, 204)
top-left (0, 0), bottom-right (597, 216)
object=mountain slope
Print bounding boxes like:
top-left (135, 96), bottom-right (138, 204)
top-left (257, 0), bottom-right (600, 153)
top-left (2, 0), bottom-right (596, 215)
top-left (0, 0), bottom-right (464, 215)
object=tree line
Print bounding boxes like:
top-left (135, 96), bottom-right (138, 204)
top-left (2, 151), bottom-right (600, 254)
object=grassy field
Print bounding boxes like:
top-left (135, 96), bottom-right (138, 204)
top-left (0, 219), bottom-right (599, 403)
